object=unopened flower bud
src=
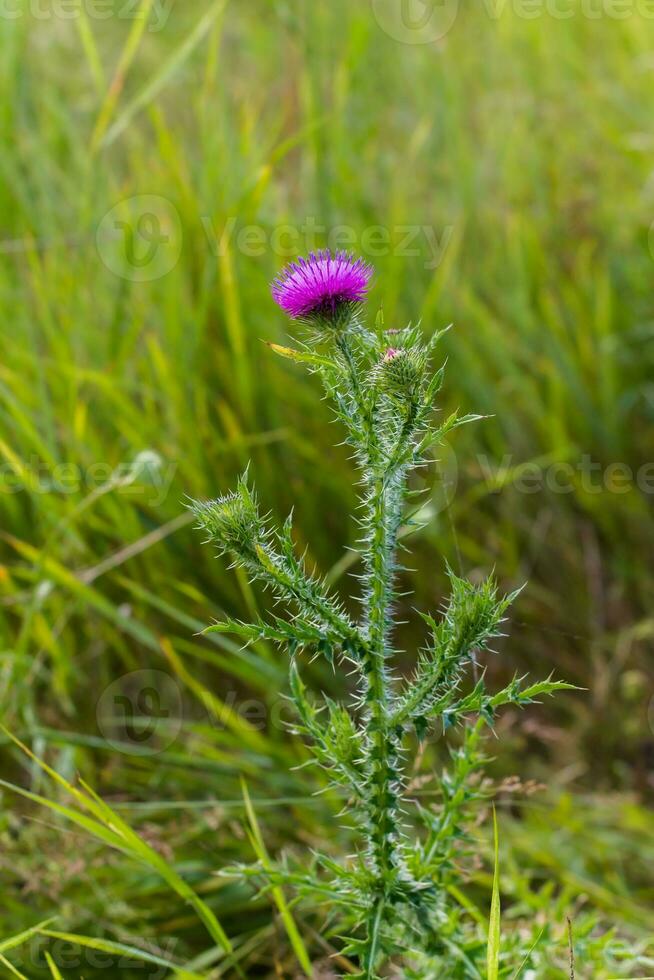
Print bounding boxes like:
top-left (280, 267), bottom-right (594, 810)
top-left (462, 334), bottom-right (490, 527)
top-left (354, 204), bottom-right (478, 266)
top-left (379, 347), bottom-right (425, 401)
top-left (191, 479), bottom-right (264, 554)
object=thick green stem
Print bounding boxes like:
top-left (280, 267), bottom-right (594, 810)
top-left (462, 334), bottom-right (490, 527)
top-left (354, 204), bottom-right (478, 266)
top-left (336, 333), bottom-right (378, 461)
top-left (362, 475), bottom-right (402, 886)
top-left (360, 408), bottom-right (422, 899)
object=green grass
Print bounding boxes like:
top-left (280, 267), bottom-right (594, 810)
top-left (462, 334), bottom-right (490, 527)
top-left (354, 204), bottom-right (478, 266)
top-left (1, 1), bottom-right (653, 976)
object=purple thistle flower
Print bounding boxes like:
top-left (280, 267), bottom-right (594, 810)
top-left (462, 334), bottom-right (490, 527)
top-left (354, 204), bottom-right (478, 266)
top-left (271, 250), bottom-right (373, 323)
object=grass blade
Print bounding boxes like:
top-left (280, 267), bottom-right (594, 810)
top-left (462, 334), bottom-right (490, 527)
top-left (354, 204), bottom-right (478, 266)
top-left (0, 953), bottom-right (29, 979)
top-left (0, 920), bottom-right (57, 955)
top-left (510, 927), bottom-right (545, 979)
top-left (487, 806), bottom-right (501, 980)
top-left (101, 1), bottom-right (230, 148)
top-left (241, 779), bottom-right (313, 978)
top-left (1, 727), bottom-right (235, 963)
top-left (74, 4), bottom-right (105, 95)
top-left (90, 0), bottom-right (157, 151)
top-left (44, 953), bottom-right (64, 980)
top-left (39, 931), bottom-right (205, 980)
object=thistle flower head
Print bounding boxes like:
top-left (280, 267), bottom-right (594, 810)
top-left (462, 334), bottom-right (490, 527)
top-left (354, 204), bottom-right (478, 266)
top-left (271, 250), bottom-right (373, 326)
top-left (190, 476), bottom-right (264, 555)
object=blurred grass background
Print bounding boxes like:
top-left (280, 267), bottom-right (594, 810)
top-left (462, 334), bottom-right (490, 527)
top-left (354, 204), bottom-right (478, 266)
top-left (1, 0), bottom-right (654, 976)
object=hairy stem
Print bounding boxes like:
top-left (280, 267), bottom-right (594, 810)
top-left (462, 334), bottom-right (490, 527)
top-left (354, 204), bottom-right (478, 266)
top-left (362, 474), bottom-right (403, 887)
top-left (336, 333), bottom-right (378, 462)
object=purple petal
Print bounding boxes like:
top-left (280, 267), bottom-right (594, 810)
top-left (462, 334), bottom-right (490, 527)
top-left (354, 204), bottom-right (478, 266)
top-left (271, 250), bottom-right (373, 319)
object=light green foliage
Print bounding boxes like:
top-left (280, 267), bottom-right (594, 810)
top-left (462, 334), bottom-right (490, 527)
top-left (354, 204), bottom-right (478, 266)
top-left (192, 308), bottom-right (572, 977)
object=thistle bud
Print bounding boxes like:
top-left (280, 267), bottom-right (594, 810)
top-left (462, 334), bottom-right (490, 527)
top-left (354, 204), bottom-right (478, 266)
top-left (379, 347), bottom-right (425, 402)
top-left (190, 478), bottom-right (264, 555)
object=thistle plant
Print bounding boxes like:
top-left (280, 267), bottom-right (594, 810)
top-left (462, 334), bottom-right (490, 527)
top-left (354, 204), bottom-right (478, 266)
top-left (191, 251), bottom-right (570, 978)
